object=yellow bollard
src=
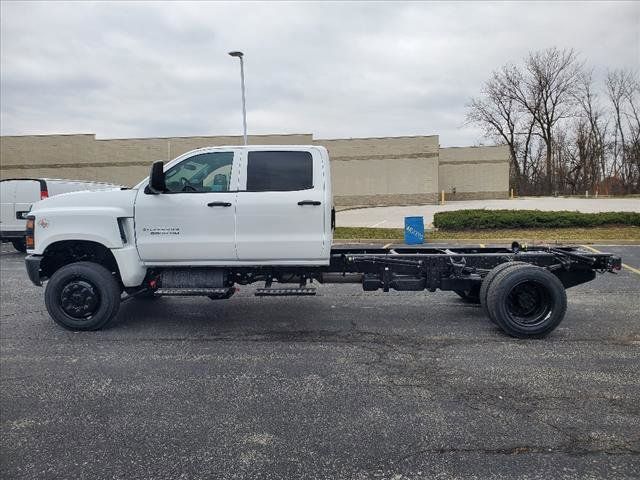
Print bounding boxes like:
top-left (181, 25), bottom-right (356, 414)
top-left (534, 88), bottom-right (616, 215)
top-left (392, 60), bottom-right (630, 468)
top-left (441, 190), bottom-right (445, 205)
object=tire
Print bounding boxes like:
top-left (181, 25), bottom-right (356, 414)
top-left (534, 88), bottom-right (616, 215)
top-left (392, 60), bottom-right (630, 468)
top-left (454, 286), bottom-right (481, 304)
top-left (480, 261), bottom-right (528, 323)
top-left (486, 265), bottom-right (567, 339)
top-left (45, 261), bottom-right (121, 331)
top-left (11, 238), bottom-right (26, 253)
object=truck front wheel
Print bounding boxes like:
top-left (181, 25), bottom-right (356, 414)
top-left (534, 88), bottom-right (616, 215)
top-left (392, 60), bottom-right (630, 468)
top-left (44, 261), bottom-right (121, 331)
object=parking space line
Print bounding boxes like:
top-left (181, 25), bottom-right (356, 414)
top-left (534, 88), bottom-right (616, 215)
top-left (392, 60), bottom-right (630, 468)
top-left (592, 244), bottom-right (640, 247)
top-left (383, 243), bottom-right (393, 249)
top-left (479, 243), bottom-right (485, 248)
top-left (621, 264), bottom-right (640, 275)
top-left (369, 220), bottom-right (387, 228)
top-left (581, 245), bottom-right (640, 275)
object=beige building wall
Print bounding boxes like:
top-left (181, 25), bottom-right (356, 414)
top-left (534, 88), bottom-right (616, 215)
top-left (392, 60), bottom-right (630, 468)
top-left (0, 165), bottom-right (146, 187)
top-left (1, 133), bottom-right (313, 187)
top-left (317, 136), bottom-right (439, 205)
top-left (438, 145), bottom-right (510, 200)
top-left (93, 133), bottom-right (313, 165)
top-left (1, 133), bottom-right (509, 205)
top-left (0, 134), bottom-right (97, 167)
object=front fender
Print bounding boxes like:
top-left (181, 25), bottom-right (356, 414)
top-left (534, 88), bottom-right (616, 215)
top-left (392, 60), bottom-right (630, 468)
top-left (27, 189), bottom-right (137, 255)
top-left (30, 208), bottom-right (127, 254)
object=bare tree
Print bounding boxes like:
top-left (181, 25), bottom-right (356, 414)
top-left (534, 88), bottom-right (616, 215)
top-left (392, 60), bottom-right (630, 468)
top-left (606, 69), bottom-right (640, 192)
top-left (468, 50), bottom-right (639, 195)
top-left (500, 48), bottom-right (584, 193)
top-left (626, 76), bottom-right (640, 190)
top-left (466, 70), bottom-right (537, 193)
top-left (607, 69), bottom-right (628, 181)
top-left (571, 71), bottom-right (608, 192)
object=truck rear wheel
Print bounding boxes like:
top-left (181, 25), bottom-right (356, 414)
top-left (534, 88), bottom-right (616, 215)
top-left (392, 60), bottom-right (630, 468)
top-left (480, 261), bottom-right (527, 323)
top-left (44, 261), bottom-right (121, 331)
top-left (486, 265), bottom-right (567, 338)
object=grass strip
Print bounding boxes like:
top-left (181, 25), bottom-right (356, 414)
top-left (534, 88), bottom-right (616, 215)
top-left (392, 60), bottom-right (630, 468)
top-left (334, 226), bottom-right (640, 241)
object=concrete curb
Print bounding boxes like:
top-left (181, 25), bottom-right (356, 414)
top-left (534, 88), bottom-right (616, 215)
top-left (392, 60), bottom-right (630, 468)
top-left (333, 238), bottom-right (640, 245)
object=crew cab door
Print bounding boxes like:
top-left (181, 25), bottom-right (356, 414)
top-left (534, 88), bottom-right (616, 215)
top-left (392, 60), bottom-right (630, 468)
top-left (134, 149), bottom-right (239, 263)
top-left (235, 148), bottom-right (328, 262)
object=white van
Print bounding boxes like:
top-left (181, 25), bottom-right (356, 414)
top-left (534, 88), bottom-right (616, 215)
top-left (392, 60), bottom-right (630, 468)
top-left (0, 178), bottom-right (121, 252)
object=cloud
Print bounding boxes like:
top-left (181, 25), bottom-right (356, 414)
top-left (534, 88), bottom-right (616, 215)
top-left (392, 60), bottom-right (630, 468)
top-left (1, 1), bottom-right (638, 146)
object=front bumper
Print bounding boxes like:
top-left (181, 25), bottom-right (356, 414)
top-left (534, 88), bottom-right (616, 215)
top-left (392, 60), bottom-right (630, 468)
top-left (25, 255), bottom-right (42, 286)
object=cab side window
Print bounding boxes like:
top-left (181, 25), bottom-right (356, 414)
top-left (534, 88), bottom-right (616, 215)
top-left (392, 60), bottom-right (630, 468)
top-left (246, 151), bottom-right (313, 192)
top-left (164, 152), bottom-right (234, 193)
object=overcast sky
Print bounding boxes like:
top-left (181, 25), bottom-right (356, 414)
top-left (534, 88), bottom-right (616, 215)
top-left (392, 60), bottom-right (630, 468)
top-left (1, 1), bottom-right (638, 146)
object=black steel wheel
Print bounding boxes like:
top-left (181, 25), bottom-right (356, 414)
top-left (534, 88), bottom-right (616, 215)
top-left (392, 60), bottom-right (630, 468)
top-left (45, 261), bottom-right (121, 331)
top-left (486, 265), bottom-right (567, 338)
top-left (60, 280), bottom-right (100, 318)
top-left (479, 261), bottom-right (528, 323)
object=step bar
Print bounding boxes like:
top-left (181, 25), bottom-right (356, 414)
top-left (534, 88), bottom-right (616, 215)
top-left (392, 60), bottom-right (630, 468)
top-left (155, 287), bottom-right (233, 296)
top-left (255, 287), bottom-right (316, 296)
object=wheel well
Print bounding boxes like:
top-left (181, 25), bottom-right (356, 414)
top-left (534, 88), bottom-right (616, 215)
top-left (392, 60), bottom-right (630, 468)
top-left (41, 241), bottom-right (121, 283)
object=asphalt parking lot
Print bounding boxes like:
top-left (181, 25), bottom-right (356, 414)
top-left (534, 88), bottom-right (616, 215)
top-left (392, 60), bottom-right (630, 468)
top-left (1, 244), bottom-right (639, 479)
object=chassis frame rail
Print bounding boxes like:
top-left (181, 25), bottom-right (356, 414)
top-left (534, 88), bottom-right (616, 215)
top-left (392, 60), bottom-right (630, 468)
top-left (325, 243), bottom-right (621, 293)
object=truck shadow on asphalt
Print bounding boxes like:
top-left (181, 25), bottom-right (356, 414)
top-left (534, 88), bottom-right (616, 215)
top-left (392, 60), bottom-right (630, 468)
top-left (107, 294), bottom-right (500, 339)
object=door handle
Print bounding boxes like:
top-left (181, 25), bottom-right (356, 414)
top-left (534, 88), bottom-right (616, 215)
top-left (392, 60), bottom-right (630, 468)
top-left (298, 200), bottom-right (321, 206)
top-left (207, 202), bottom-right (232, 207)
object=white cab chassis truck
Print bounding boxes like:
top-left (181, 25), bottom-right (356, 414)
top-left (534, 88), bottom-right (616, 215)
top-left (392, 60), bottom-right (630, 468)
top-left (24, 146), bottom-right (621, 338)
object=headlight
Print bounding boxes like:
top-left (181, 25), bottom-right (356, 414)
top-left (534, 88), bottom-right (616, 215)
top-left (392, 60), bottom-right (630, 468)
top-left (25, 216), bottom-right (35, 249)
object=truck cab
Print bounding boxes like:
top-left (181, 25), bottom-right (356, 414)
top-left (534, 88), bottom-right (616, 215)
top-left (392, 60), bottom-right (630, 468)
top-left (25, 146), bottom-right (333, 296)
top-left (134, 145), bottom-right (333, 265)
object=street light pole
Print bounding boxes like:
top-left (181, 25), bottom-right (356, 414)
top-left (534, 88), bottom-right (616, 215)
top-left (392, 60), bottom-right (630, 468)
top-left (228, 51), bottom-right (247, 145)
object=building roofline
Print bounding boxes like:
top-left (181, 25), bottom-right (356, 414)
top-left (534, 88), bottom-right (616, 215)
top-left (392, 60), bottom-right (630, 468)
top-left (317, 134), bottom-right (439, 141)
top-left (1, 133), bottom-right (95, 138)
top-left (1, 132), bottom-right (446, 142)
top-left (95, 133), bottom-right (314, 141)
top-left (440, 144), bottom-right (508, 149)
top-left (0, 132), bottom-right (315, 141)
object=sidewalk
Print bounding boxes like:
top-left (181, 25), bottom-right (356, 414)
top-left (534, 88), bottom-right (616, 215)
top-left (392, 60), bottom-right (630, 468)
top-left (337, 196), bottom-right (640, 228)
